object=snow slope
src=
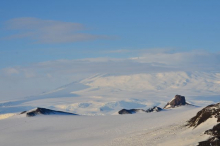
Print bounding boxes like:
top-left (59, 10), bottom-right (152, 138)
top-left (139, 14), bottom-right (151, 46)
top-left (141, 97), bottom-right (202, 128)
top-left (0, 106), bottom-right (208, 146)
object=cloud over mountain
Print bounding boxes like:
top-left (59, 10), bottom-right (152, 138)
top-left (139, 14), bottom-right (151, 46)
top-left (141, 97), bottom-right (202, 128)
top-left (0, 50), bottom-right (220, 100)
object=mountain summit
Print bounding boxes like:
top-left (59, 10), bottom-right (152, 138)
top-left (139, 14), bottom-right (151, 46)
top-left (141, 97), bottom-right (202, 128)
top-left (164, 95), bottom-right (190, 109)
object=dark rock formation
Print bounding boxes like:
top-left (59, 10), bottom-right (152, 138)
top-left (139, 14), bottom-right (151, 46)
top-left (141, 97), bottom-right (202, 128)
top-left (20, 111), bottom-right (27, 114)
top-left (20, 107), bottom-right (77, 117)
top-left (118, 106), bottom-right (162, 114)
top-left (146, 106), bottom-right (162, 113)
top-left (187, 103), bottom-right (220, 127)
top-left (164, 95), bottom-right (190, 109)
top-left (118, 109), bottom-right (145, 114)
top-left (198, 122), bottom-right (220, 146)
top-left (204, 123), bottom-right (220, 137)
top-left (186, 102), bottom-right (220, 146)
top-left (198, 136), bottom-right (220, 146)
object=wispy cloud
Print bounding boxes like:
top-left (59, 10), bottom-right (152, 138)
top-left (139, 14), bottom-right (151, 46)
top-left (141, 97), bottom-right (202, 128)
top-left (0, 50), bottom-right (220, 100)
top-left (4, 17), bottom-right (111, 43)
top-left (103, 49), bottom-right (132, 54)
top-left (2, 51), bottom-right (220, 81)
top-left (3, 68), bottom-right (19, 75)
top-left (131, 51), bottom-right (220, 70)
top-left (101, 48), bottom-right (176, 55)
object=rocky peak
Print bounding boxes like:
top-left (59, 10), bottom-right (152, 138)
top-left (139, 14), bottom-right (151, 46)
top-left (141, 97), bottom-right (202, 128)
top-left (164, 95), bottom-right (189, 109)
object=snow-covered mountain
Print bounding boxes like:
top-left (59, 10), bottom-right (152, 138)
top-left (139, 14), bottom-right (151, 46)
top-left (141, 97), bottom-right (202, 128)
top-left (0, 71), bottom-right (220, 116)
top-left (80, 71), bottom-right (220, 94)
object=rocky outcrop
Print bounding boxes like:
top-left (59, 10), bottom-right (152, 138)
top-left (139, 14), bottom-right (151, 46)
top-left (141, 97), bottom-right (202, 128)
top-left (187, 103), bottom-right (220, 127)
top-left (164, 95), bottom-right (190, 109)
top-left (198, 123), bottom-right (220, 146)
top-left (118, 106), bottom-right (162, 114)
top-left (198, 136), bottom-right (220, 146)
top-left (118, 109), bottom-right (145, 114)
top-left (146, 106), bottom-right (162, 113)
top-left (204, 123), bottom-right (220, 137)
top-left (119, 95), bottom-right (192, 114)
top-left (20, 107), bottom-right (77, 117)
top-left (186, 102), bottom-right (220, 146)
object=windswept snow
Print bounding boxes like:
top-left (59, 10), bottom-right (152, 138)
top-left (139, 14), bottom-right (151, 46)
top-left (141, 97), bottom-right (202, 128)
top-left (0, 106), bottom-right (205, 146)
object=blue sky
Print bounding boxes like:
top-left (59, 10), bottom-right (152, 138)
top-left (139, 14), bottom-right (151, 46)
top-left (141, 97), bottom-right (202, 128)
top-left (0, 0), bottom-right (220, 69)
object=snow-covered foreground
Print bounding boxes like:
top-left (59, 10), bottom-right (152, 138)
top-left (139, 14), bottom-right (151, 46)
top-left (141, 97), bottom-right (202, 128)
top-left (0, 106), bottom-right (213, 146)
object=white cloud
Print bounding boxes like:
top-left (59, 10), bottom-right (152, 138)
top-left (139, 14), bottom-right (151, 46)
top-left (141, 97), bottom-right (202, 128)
top-left (103, 49), bottom-right (132, 54)
top-left (3, 51), bottom-right (220, 79)
top-left (4, 17), bottom-right (111, 43)
top-left (3, 67), bottom-right (19, 75)
top-left (0, 50), bottom-right (220, 100)
top-left (131, 51), bottom-right (220, 70)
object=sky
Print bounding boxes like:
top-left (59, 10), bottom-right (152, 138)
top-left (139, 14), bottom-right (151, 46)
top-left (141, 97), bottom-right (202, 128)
top-left (0, 0), bottom-right (220, 100)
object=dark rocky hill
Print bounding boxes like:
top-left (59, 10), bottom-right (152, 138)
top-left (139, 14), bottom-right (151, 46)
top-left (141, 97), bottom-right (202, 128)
top-left (186, 102), bottom-right (220, 146)
top-left (187, 103), bottom-right (220, 127)
top-left (118, 109), bottom-right (145, 114)
top-left (146, 106), bottom-right (162, 113)
top-left (118, 106), bottom-right (162, 114)
top-left (20, 107), bottom-right (78, 117)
